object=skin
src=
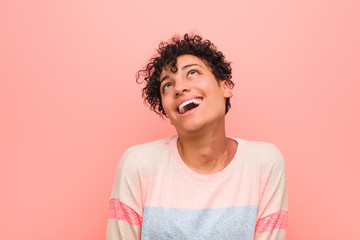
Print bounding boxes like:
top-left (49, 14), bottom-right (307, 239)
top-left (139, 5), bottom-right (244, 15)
top-left (159, 54), bottom-right (238, 174)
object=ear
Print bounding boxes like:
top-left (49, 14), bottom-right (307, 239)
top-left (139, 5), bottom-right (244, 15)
top-left (220, 80), bottom-right (233, 98)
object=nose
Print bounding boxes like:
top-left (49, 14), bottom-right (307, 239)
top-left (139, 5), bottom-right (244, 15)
top-left (174, 78), bottom-right (190, 97)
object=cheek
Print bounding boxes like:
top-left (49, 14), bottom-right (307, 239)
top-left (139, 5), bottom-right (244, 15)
top-left (208, 89), bottom-right (227, 109)
top-left (161, 97), bottom-right (171, 113)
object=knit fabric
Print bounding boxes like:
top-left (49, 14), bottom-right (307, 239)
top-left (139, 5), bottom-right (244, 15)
top-left (107, 136), bottom-right (288, 240)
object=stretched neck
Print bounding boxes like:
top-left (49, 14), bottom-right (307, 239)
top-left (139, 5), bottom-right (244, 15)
top-left (177, 118), bottom-right (236, 174)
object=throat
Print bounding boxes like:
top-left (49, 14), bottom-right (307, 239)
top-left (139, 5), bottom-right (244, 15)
top-left (177, 137), bottom-right (237, 174)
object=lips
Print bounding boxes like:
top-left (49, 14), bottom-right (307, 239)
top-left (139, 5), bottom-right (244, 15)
top-left (177, 98), bottom-right (203, 114)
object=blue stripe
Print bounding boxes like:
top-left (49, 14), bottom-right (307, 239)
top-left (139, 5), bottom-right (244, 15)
top-left (141, 206), bottom-right (257, 240)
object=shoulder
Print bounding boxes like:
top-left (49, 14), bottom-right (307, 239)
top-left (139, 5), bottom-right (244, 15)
top-left (117, 136), bottom-right (173, 172)
top-left (125, 137), bottom-right (172, 158)
top-left (235, 138), bottom-right (285, 170)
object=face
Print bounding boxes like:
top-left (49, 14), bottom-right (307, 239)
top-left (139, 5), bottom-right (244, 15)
top-left (159, 54), bottom-right (232, 135)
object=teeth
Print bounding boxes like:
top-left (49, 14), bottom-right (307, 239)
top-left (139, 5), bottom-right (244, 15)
top-left (178, 98), bottom-right (202, 114)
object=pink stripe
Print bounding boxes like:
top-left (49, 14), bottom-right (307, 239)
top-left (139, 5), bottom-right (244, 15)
top-left (108, 199), bottom-right (143, 226)
top-left (255, 209), bottom-right (288, 233)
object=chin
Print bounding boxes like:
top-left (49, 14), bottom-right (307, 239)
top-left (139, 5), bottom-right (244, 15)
top-left (176, 120), bottom-right (206, 135)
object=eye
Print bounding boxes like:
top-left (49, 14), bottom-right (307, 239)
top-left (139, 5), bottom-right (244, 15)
top-left (188, 70), bottom-right (199, 77)
top-left (162, 82), bottom-right (173, 93)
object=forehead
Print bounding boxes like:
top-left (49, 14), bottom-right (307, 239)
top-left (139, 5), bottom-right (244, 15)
top-left (159, 54), bottom-right (210, 78)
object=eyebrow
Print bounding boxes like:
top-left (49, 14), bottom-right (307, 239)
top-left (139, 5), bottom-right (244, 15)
top-left (181, 63), bottom-right (202, 71)
top-left (160, 63), bottom-right (203, 84)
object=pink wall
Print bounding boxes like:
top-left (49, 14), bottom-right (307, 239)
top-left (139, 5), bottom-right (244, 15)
top-left (1, 0), bottom-right (359, 239)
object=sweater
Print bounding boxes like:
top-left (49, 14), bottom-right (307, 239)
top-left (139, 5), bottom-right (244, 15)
top-left (107, 136), bottom-right (288, 240)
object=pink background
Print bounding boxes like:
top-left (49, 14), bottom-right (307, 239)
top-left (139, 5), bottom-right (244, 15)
top-left (1, 0), bottom-right (359, 239)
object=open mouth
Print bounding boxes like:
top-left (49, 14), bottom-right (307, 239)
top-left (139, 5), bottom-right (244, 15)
top-left (177, 98), bottom-right (203, 114)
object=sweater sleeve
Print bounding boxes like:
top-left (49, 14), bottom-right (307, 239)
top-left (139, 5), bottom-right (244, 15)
top-left (106, 148), bottom-right (144, 240)
top-left (254, 144), bottom-right (289, 240)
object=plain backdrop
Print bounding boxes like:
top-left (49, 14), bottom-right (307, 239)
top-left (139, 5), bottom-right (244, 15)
top-left (1, 0), bottom-right (359, 239)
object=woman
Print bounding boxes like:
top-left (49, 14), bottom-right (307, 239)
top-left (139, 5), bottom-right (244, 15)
top-left (107, 34), bottom-right (288, 240)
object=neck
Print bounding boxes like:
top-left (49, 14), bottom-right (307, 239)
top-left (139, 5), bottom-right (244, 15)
top-left (177, 118), bottom-right (235, 174)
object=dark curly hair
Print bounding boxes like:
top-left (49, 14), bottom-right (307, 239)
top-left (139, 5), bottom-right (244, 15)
top-left (136, 33), bottom-right (234, 117)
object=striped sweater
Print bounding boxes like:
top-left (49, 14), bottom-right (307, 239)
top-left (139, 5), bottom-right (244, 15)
top-left (107, 136), bottom-right (288, 240)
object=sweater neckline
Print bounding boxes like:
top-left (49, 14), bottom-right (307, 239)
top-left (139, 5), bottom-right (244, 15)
top-left (168, 135), bottom-right (245, 181)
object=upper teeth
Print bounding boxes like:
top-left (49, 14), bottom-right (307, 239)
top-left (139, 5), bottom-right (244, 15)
top-left (178, 98), bottom-right (202, 114)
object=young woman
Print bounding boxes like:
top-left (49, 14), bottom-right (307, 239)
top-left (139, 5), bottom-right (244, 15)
top-left (107, 34), bottom-right (288, 240)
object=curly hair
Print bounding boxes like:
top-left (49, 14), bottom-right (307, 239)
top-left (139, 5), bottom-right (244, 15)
top-left (136, 33), bottom-right (234, 117)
